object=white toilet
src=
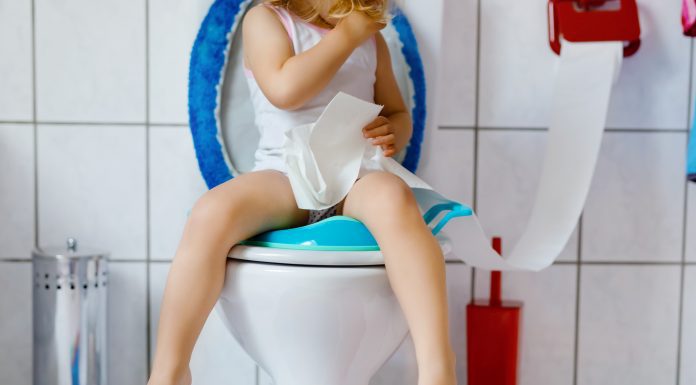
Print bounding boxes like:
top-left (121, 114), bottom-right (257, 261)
top-left (187, 1), bottom-right (462, 383)
top-left (216, 237), bottom-right (454, 385)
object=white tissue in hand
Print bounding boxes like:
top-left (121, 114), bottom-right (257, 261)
top-left (283, 92), bottom-right (432, 210)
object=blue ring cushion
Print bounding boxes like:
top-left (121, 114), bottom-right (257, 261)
top-left (239, 188), bottom-right (473, 251)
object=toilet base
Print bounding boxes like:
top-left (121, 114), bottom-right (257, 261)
top-left (217, 259), bottom-right (409, 385)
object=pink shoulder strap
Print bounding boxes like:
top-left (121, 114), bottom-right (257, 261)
top-left (244, 4), bottom-right (295, 78)
top-left (262, 3), bottom-right (295, 40)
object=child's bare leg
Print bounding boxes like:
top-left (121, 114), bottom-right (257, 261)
top-left (148, 170), bottom-right (308, 385)
top-left (342, 171), bottom-right (456, 385)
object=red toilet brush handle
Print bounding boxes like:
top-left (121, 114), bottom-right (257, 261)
top-left (490, 237), bottom-right (503, 306)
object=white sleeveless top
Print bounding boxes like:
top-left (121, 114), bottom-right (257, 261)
top-left (245, 4), bottom-right (377, 174)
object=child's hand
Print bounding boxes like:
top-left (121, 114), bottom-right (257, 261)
top-left (337, 12), bottom-right (386, 45)
top-left (363, 116), bottom-right (397, 157)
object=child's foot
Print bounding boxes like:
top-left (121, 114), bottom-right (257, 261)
top-left (147, 366), bottom-right (191, 385)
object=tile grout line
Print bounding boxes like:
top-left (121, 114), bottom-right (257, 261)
top-left (1, 121), bottom-right (188, 127)
top-left (0, 120), bottom-right (685, 133)
top-left (572, 217), bottom-right (583, 385)
top-left (145, 0), bottom-right (153, 377)
top-left (31, 0), bottom-right (38, 250)
top-left (469, 0), bottom-right (483, 300)
top-left (475, 126), bottom-right (689, 133)
top-left (675, 38), bottom-right (694, 385)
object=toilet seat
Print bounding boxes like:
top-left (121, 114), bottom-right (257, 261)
top-left (229, 233), bottom-right (454, 266)
top-left (231, 188), bottom-right (472, 266)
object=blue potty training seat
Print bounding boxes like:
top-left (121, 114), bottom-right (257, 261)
top-left (189, 0), bottom-right (472, 257)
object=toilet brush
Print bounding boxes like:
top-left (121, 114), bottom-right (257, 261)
top-left (466, 237), bottom-right (523, 385)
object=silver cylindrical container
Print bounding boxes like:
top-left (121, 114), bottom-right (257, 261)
top-left (33, 238), bottom-right (108, 385)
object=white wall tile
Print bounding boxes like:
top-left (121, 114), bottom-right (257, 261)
top-left (35, 0), bottom-right (145, 122)
top-left (418, 128), bottom-right (475, 261)
top-left (680, 266), bottom-right (696, 384)
top-left (0, 0), bottom-right (33, 121)
top-left (0, 262), bottom-right (31, 385)
top-left (577, 265), bottom-right (680, 385)
top-left (680, 266), bottom-right (696, 385)
top-left (604, 0), bottom-right (691, 130)
top-left (476, 130), bottom-right (578, 262)
top-left (149, 0), bottom-right (213, 124)
top-left (401, 0), bottom-right (443, 140)
top-left (37, 125), bottom-right (147, 260)
top-left (479, 0), bottom-right (690, 130)
top-left (582, 132), bottom-right (686, 262)
top-left (108, 262), bottom-right (148, 385)
top-left (0, 125), bottom-right (35, 259)
top-left (686, 183), bottom-right (695, 262)
top-left (149, 127), bottom-right (207, 260)
top-left (149, 263), bottom-right (257, 385)
top-left (436, 0), bottom-right (477, 127)
top-left (478, 0), bottom-right (556, 128)
top-left (474, 265), bottom-right (576, 385)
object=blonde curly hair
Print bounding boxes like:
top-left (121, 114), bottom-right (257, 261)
top-left (266, 0), bottom-right (390, 24)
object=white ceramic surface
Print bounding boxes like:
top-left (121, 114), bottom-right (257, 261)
top-left (582, 132), bottom-right (686, 262)
top-left (217, 242), bottom-right (456, 385)
top-left (229, 235), bottom-right (452, 266)
top-left (0, 124), bottom-right (35, 260)
top-left (108, 262), bottom-right (148, 385)
top-left (37, 124), bottom-right (147, 260)
top-left (149, 0), bottom-right (213, 124)
top-left (149, 127), bottom-right (207, 260)
top-left (35, 0), bottom-right (146, 122)
top-left (0, 0), bottom-right (32, 121)
top-left (687, 183), bottom-right (696, 262)
top-left (0, 262), bottom-right (31, 385)
top-left (436, 0), bottom-right (478, 127)
top-left (680, 266), bottom-right (696, 385)
top-left (577, 265), bottom-right (681, 385)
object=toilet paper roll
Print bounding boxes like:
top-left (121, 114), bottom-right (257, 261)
top-left (284, 41), bottom-right (622, 271)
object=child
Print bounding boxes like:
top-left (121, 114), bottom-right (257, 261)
top-left (148, 1), bottom-right (456, 384)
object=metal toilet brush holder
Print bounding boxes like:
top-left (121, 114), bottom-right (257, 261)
top-left (32, 238), bottom-right (109, 385)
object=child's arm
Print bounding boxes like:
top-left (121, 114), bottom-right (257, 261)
top-left (243, 6), bottom-right (384, 110)
top-left (362, 32), bottom-right (412, 157)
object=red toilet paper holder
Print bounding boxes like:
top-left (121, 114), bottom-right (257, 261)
top-left (548, 0), bottom-right (642, 57)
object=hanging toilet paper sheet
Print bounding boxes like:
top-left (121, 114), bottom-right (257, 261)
top-left (284, 41), bottom-right (622, 271)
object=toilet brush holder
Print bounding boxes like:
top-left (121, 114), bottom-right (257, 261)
top-left (466, 237), bottom-right (523, 385)
top-left (32, 238), bottom-right (109, 385)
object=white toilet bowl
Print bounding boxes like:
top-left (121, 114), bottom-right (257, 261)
top-left (216, 236), bottom-right (453, 385)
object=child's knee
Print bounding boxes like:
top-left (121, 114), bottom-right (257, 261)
top-left (354, 172), bottom-right (416, 214)
top-left (189, 189), bottom-right (243, 227)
